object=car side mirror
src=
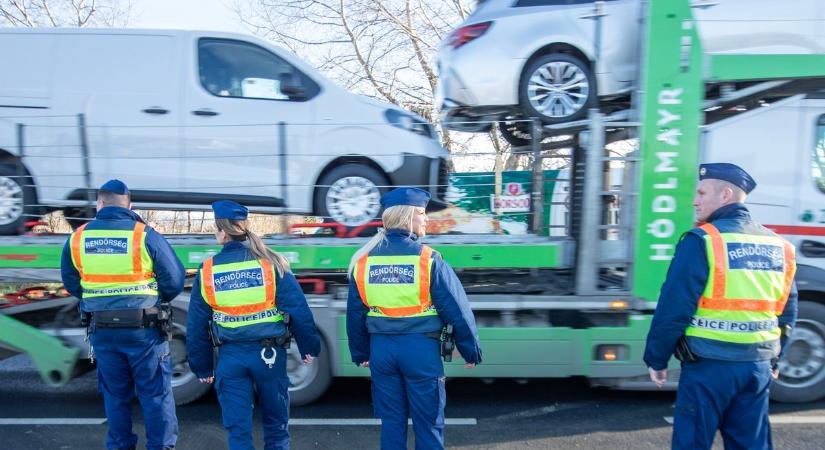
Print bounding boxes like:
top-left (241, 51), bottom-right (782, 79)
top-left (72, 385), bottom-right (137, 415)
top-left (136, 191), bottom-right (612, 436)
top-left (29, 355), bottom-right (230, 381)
top-left (279, 72), bottom-right (306, 100)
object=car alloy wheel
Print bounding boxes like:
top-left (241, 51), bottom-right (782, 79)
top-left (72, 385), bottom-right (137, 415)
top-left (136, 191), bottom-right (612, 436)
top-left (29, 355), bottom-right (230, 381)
top-left (527, 60), bottom-right (590, 120)
top-left (325, 176), bottom-right (382, 227)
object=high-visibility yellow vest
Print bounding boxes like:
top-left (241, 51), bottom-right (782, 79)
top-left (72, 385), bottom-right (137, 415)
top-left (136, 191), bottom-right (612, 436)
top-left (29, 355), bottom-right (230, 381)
top-left (200, 257), bottom-right (284, 329)
top-left (685, 223), bottom-right (796, 345)
top-left (70, 223), bottom-right (158, 307)
top-left (353, 246), bottom-right (438, 318)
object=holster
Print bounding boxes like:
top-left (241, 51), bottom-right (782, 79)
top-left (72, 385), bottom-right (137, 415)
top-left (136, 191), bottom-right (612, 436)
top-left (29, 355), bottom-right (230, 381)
top-left (427, 325), bottom-right (455, 362)
top-left (208, 321), bottom-right (222, 347)
top-left (440, 324), bottom-right (455, 362)
top-left (674, 336), bottom-right (697, 363)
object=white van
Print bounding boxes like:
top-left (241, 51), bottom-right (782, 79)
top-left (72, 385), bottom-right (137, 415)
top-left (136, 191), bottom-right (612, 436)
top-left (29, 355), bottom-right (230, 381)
top-left (0, 28), bottom-right (449, 234)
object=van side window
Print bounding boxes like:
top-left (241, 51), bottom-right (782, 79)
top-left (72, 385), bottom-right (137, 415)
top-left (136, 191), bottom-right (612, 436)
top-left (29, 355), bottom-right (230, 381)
top-left (197, 38), bottom-right (319, 101)
top-left (814, 114), bottom-right (825, 194)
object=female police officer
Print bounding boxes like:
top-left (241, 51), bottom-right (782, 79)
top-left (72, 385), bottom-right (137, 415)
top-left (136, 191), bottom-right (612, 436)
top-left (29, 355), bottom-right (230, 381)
top-left (347, 187), bottom-right (482, 450)
top-left (187, 200), bottom-right (320, 450)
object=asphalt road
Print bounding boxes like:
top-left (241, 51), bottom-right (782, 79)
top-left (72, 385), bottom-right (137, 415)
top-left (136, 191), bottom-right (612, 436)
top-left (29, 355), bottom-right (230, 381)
top-left (2, 355), bottom-right (824, 449)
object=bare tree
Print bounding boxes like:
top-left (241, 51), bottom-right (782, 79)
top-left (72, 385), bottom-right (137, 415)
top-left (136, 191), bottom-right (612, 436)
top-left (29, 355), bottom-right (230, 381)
top-left (0, 0), bottom-right (133, 27)
top-left (233, 0), bottom-right (472, 122)
top-left (233, 0), bottom-right (537, 201)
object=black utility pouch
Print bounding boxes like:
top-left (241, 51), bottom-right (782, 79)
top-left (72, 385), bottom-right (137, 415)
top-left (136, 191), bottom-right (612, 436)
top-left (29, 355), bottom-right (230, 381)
top-left (674, 336), bottom-right (697, 363)
top-left (94, 309), bottom-right (144, 327)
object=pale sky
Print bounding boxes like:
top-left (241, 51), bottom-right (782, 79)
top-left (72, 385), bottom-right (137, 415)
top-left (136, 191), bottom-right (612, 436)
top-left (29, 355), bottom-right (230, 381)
top-left (130, 0), bottom-right (246, 33)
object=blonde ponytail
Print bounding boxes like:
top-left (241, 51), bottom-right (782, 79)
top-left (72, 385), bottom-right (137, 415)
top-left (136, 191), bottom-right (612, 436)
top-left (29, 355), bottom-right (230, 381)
top-left (347, 205), bottom-right (418, 278)
top-left (348, 228), bottom-right (387, 278)
top-left (215, 218), bottom-right (291, 277)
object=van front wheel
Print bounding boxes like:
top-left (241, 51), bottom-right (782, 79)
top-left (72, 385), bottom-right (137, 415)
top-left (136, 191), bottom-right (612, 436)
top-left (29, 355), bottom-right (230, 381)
top-left (0, 164), bottom-right (34, 235)
top-left (314, 164), bottom-right (388, 227)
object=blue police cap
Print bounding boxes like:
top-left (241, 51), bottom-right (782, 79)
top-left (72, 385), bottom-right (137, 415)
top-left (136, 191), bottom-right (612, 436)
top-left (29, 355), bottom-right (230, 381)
top-left (99, 179), bottom-right (129, 195)
top-left (699, 163), bottom-right (756, 194)
top-left (380, 187), bottom-right (431, 209)
top-left (211, 200), bottom-right (248, 220)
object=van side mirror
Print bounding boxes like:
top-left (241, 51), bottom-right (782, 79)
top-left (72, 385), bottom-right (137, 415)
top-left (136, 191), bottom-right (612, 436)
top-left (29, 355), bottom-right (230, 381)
top-left (279, 72), bottom-right (306, 100)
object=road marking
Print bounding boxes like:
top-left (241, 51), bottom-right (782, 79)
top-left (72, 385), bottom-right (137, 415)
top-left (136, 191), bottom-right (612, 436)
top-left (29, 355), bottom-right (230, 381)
top-left (0, 418), bottom-right (107, 425)
top-left (664, 416), bottom-right (825, 425)
top-left (289, 418), bottom-right (477, 426)
top-left (769, 416), bottom-right (825, 424)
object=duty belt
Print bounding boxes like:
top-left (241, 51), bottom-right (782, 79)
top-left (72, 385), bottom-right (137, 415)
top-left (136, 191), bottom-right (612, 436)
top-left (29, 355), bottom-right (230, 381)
top-left (92, 307), bottom-right (164, 329)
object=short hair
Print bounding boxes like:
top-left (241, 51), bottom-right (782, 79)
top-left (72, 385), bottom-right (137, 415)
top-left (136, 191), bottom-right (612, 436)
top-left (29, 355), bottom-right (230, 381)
top-left (709, 179), bottom-right (747, 202)
top-left (98, 190), bottom-right (130, 207)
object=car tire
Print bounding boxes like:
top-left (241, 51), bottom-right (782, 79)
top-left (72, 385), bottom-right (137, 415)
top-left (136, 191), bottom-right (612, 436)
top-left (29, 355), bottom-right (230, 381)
top-left (519, 53), bottom-right (596, 124)
top-left (288, 335), bottom-right (332, 406)
top-left (770, 301), bottom-right (825, 403)
top-left (498, 118), bottom-right (535, 147)
top-left (62, 207), bottom-right (94, 230)
top-left (314, 164), bottom-right (388, 228)
top-left (168, 305), bottom-right (212, 405)
top-left (0, 163), bottom-right (35, 235)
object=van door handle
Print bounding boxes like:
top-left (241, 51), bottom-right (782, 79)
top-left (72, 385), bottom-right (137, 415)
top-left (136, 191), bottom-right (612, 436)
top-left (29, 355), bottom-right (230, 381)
top-left (142, 107), bottom-right (169, 115)
top-left (690, 1), bottom-right (719, 8)
top-left (800, 240), bottom-right (825, 258)
top-left (192, 109), bottom-right (219, 117)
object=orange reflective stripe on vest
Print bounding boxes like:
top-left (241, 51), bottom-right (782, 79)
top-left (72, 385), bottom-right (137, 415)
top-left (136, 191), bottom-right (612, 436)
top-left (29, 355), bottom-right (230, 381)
top-left (356, 246), bottom-right (433, 317)
top-left (70, 222), bottom-right (153, 282)
top-left (701, 223), bottom-right (726, 299)
top-left (201, 257), bottom-right (276, 315)
top-left (777, 239), bottom-right (797, 314)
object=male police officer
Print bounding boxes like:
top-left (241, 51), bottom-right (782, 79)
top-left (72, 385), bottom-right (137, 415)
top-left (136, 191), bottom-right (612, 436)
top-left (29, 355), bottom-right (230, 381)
top-left (61, 179), bottom-right (185, 450)
top-left (644, 164), bottom-right (798, 449)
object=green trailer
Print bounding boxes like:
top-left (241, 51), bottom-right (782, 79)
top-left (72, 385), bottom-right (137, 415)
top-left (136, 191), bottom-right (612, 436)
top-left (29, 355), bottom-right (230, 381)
top-left (2, 0), bottom-right (825, 405)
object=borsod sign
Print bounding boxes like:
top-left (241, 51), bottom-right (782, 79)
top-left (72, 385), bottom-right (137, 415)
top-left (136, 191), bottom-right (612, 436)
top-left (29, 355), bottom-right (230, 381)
top-left (491, 182), bottom-right (530, 213)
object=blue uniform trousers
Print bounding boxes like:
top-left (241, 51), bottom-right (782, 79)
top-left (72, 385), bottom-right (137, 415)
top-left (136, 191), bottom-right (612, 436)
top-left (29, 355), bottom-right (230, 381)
top-left (90, 328), bottom-right (178, 450)
top-left (215, 341), bottom-right (290, 450)
top-left (370, 333), bottom-right (446, 450)
top-left (673, 358), bottom-right (773, 450)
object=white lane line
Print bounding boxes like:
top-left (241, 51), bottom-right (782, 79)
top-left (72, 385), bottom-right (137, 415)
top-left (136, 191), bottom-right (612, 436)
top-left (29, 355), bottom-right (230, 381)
top-left (289, 418), bottom-right (477, 426)
top-left (0, 418), bottom-right (107, 425)
top-left (664, 416), bottom-right (825, 425)
top-left (770, 416), bottom-right (825, 424)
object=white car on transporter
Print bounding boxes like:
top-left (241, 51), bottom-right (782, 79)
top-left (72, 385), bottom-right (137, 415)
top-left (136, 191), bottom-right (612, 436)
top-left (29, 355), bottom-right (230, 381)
top-left (0, 28), bottom-right (449, 234)
top-left (436, 0), bottom-right (825, 145)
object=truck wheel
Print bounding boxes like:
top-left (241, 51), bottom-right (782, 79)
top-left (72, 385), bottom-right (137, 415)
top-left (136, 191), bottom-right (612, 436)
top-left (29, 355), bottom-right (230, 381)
top-left (771, 301), bottom-right (825, 403)
top-left (519, 53), bottom-right (595, 124)
top-left (314, 164), bottom-right (388, 227)
top-left (0, 164), bottom-right (34, 235)
top-left (62, 207), bottom-right (95, 230)
top-left (168, 306), bottom-right (212, 405)
top-left (287, 335), bottom-right (331, 406)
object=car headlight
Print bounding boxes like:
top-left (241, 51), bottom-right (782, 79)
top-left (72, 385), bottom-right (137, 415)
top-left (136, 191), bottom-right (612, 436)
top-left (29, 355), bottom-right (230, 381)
top-left (384, 109), bottom-right (435, 139)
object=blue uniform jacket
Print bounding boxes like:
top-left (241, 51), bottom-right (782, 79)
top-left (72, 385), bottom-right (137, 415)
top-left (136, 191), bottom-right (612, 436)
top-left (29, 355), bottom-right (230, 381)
top-left (60, 206), bottom-right (185, 311)
top-left (187, 241), bottom-right (321, 379)
top-left (644, 203), bottom-right (798, 370)
top-left (346, 229), bottom-right (482, 365)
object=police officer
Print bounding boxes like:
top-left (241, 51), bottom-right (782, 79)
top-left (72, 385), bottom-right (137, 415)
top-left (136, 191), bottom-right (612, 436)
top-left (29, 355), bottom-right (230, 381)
top-left (187, 200), bottom-right (320, 450)
top-left (60, 179), bottom-right (184, 450)
top-left (347, 187), bottom-right (482, 450)
top-left (644, 164), bottom-right (798, 449)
